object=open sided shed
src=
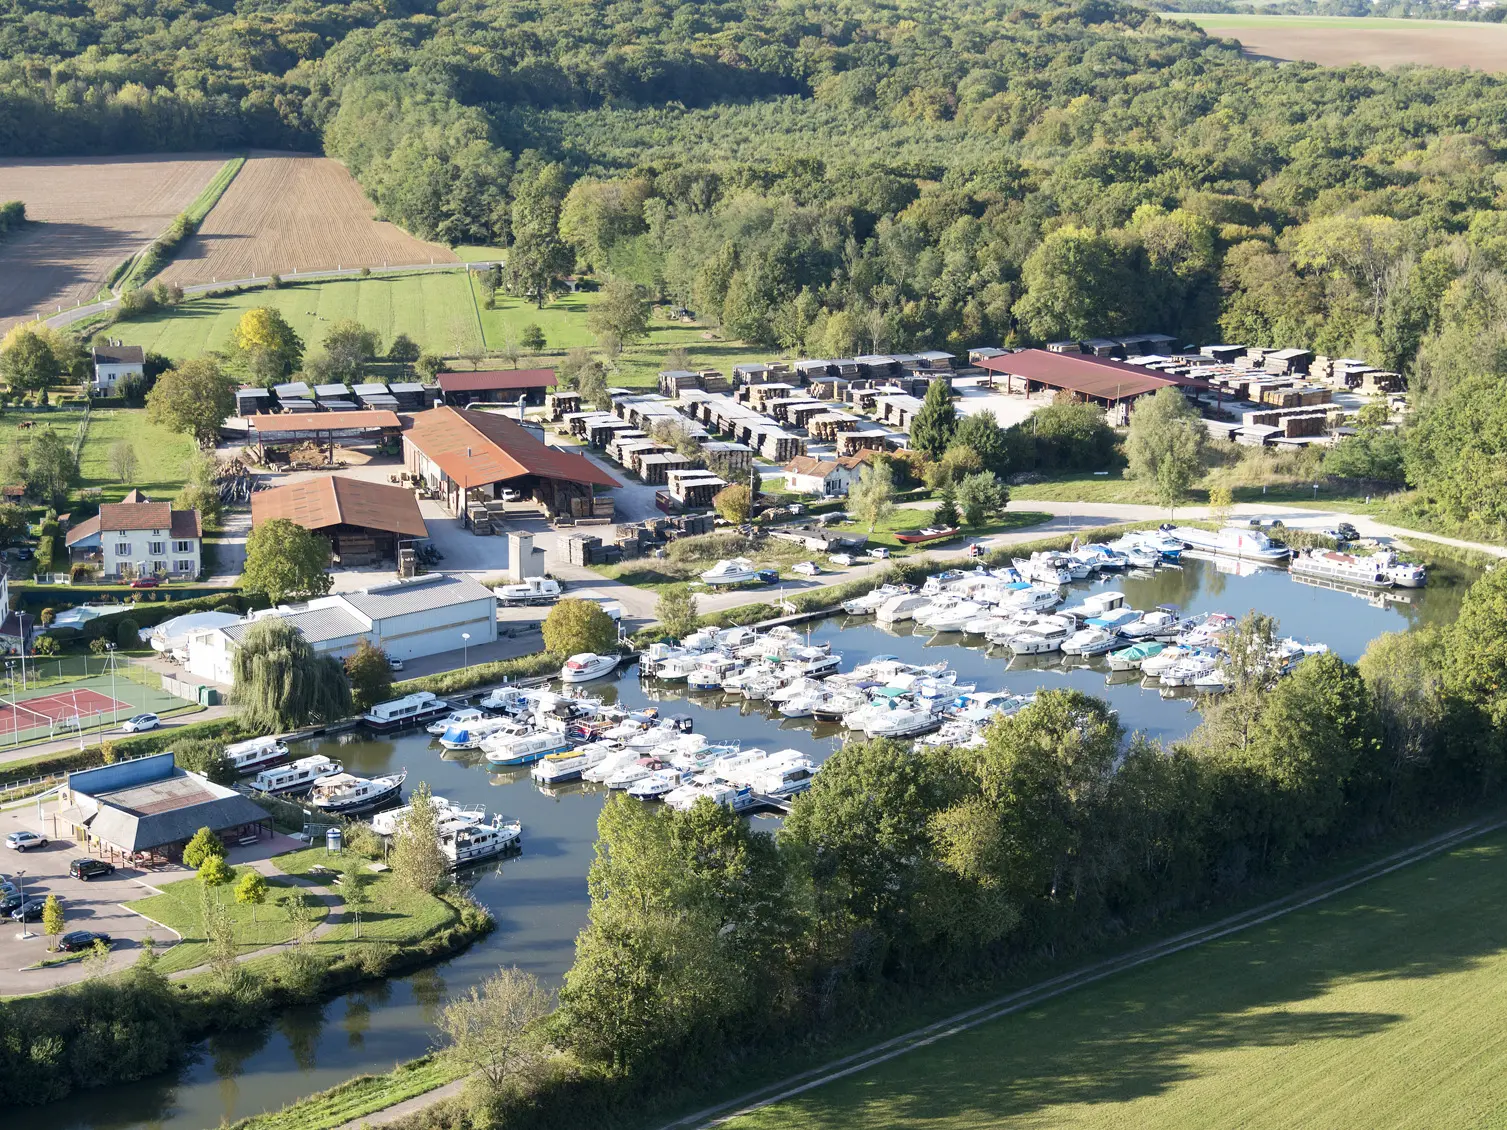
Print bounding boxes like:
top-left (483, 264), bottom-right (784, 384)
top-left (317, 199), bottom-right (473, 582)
top-left (252, 475), bottom-right (427, 566)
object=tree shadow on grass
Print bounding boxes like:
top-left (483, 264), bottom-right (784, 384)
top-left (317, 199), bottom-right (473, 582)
top-left (757, 841), bottom-right (1507, 1128)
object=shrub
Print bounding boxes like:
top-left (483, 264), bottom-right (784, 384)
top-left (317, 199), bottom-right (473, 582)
top-left (115, 617), bottom-right (140, 648)
top-left (38, 606), bottom-right (55, 626)
top-left (31, 634), bottom-right (58, 656)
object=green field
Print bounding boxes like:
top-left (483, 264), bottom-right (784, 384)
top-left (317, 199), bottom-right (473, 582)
top-left (106, 269), bottom-right (777, 391)
top-left (110, 271), bottom-right (487, 359)
top-left (728, 831), bottom-right (1507, 1130)
top-left (76, 408), bottom-right (197, 501)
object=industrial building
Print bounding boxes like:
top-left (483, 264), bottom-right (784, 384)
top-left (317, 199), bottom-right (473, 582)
top-left (251, 475), bottom-right (428, 566)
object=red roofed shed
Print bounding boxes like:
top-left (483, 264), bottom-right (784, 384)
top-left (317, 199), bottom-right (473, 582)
top-left (437, 369), bottom-right (557, 407)
top-left (403, 406), bottom-right (618, 518)
top-left (978, 349), bottom-right (1198, 423)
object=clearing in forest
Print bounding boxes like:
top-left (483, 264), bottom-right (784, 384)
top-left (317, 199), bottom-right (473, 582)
top-left (1172, 13), bottom-right (1507, 70)
top-left (156, 154), bottom-right (457, 287)
top-left (725, 830), bottom-right (1507, 1130)
top-left (0, 154), bottom-right (225, 331)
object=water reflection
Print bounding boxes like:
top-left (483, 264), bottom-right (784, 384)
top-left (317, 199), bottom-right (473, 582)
top-left (41, 554), bottom-right (1474, 1130)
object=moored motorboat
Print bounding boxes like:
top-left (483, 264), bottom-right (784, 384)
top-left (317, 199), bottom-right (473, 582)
top-left (309, 769), bottom-right (407, 815)
top-left (427, 707), bottom-right (490, 736)
top-left (481, 720), bottom-right (574, 765)
top-left (250, 755), bottom-right (342, 796)
top-left (561, 652), bottom-right (620, 683)
top-left (531, 742), bottom-right (614, 785)
top-left (1106, 640), bottom-right (1165, 672)
top-left (224, 736), bottom-right (290, 775)
top-left (438, 813), bottom-right (522, 866)
top-left (364, 692), bottom-right (450, 731)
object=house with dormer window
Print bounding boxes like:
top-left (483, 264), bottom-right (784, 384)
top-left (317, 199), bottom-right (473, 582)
top-left (64, 490), bottom-right (202, 581)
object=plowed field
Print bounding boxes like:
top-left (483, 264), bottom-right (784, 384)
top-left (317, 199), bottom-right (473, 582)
top-left (158, 154), bottom-right (456, 286)
top-left (1174, 14), bottom-right (1507, 70)
top-left (0, 154), bottom-right (225, 330)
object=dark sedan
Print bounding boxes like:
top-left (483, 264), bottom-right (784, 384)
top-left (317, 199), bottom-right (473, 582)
top-left (10, 897), bottom-right (49, 922)
top-left (56, 930), bottom-right (111, 952)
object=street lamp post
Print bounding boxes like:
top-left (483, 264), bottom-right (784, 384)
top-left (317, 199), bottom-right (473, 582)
top-left (14, 868), bottom-right (31, 940)
top-left (106, 643), bottom-right (118, 727)
top-left (462, 632), bottom-right (471, 671)
top-left (15, 613), bottom-right (28, 692)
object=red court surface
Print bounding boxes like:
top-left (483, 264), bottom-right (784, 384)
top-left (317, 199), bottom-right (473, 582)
top-left (0, 688), bottom-right (126, 735)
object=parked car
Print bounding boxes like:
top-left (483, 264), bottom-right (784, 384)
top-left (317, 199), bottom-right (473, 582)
top-left (0, 893), bottom-right (25, 915)
top-left (871, 547), bottom-right (890, 560)
top-left (792, 561), bottom-right (820, 577)
top-left (5, 831), bottom-right (47, 852)
top-left (69, 858), bottom-right (115, 881)
top-left (500, 488), bottom-right (521, 502)
top-left (129, 577), bottom-right (160, 589)
top-left (755, 568), bottom-right (780, 584)
top-left (121, 713), bottom-right (160, 733)
top-left (387, 657), bottom-right (405, 672)
top-left (829, 553), bottom-right (854, 567)
top-left (11, 897), bottom-right (50, 921)
top-left (56, 930), bottom-right (111, 952)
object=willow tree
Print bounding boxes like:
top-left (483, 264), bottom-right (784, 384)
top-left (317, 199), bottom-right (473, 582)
top-left (231, 619), bottom-right (352, 731)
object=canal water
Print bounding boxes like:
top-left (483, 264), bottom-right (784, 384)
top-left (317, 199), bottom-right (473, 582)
top-left (42, 554), bottom-right (1475, 1129)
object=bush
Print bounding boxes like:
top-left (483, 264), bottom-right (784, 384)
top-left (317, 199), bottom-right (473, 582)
top-left (31, 634), bottom-right (58, 656)
top-left (39, 606), bottom-right (55, 626)
top-left (115, 617), bottom-right (140, 648)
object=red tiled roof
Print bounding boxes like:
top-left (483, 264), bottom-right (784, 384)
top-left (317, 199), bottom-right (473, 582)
top-left (437, 369), bottom-right (558, 393)
top-left (784, 455), bottom-right (842, 478)
top-left (246, 411), bottom-right (401, 433)
top-left (70, 504), bottom-right (199, 546)
top-left (252, 476), bottom-right (428, 538)
top-left (403, 406), bottom-right (619, 489)
top-left (978, 350), bottom-right (1173, 400)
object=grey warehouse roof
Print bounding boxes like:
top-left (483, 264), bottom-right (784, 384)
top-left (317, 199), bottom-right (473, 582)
top-left (225, 605), bottom-right (367, 645)
top-left (340, 573), bottom-right (496, 619)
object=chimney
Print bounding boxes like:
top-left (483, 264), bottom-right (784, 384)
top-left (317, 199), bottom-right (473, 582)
top-left (466, 447), bottom-right (472, 458)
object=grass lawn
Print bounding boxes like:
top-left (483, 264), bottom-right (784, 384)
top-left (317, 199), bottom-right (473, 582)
top-left (276, 846), bottom-right (458, 946)
top-left (109, 271), bottom-right (487, 359)
top-left (130, 865), bottom-right (328, 973)
top-left (226, 1056), bottom-right (466, 1130)
top-left (76, 408), bottom-right (197, 501)
top-left (727, 831), bottom-right (1507, 1130)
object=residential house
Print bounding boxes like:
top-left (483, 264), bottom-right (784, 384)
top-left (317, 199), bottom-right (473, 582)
top-left (783, 454), bottom-right (858, 498)
top-left (91, 343), bottom-right (145, 394)
top-left (64, 491), bottom-right (202, 581)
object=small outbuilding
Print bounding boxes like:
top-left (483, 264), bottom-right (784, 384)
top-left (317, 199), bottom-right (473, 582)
top-left (438, 369), bottom-right (558, 407)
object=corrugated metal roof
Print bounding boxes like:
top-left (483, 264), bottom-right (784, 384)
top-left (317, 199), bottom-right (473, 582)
top-left (246, 411), bottom-right (401, 433)
top-left (224, 605), bottom-right (367, 645)
top-left (978, 349), bottom-right (1173, 400)
top-left (403, 406), bottom-right (619, 489)
top-left (437, 369), bottom-right (557, 392)
top-left (341, 573), bottom-right (497, 619)
top-left (252, 476), bottom-right (428, 538)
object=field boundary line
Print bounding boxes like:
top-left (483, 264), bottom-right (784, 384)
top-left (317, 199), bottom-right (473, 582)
top-left (665, 813), bottom-right (1507, 1130)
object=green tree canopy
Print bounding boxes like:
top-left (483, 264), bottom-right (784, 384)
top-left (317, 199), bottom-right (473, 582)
top-left (955, 470), bottom-right (1008, 527)
top-left (183, 826), bottom-right (226, 869)
top-left (321, 319), bottom-right (381, 381)
top-left (231, 307), bottom-right (304, 380)
top-left (231, 618), bottom-right (353, 732)
top-left (392, 781), bottom-right (447, 895)
top-left (344, 639), bottom-right (393, 712)
top-left (1124, 387), bottom-right (1208, 512)
top-left (242, 518), bottom-right (333, 604)
top-left (655, 585), bottom-right (700, 640)
top-left (542, 598), bottom-right (618, 656)
top-left (587, 277), bottom-right (651, 346)
top-left (0, 326), bottom-right (57, 391)
top-left (848, 459), bottom-right (896, 533)
top-left (147, 357), bottom-right (239, 446)
top-left (908, 379), bottom-right (957, 460)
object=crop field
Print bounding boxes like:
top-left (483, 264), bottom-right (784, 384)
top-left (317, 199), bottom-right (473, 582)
top-left (156, 154), bottom-right (456, 287)
top-left (110, 270), bottom-right (486, 359)
top-left (727, 830), bottom-right (1507, 1130)
top-left (1172, 13), bottom-right (1507, 69)
top-left (0, 154), bottom-right (225, 331)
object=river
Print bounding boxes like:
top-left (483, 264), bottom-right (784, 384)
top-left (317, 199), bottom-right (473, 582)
top-left (40, 552), bottom-right (1474, 1129)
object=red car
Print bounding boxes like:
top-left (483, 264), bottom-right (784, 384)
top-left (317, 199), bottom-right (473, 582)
top-left (129, 577), bottom-right (160, 589)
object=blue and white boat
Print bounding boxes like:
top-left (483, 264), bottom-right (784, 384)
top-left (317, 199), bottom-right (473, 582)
top-left (482, 720), bottom-right (573, 766)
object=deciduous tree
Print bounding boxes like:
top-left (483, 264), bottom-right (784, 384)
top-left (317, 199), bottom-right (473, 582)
top-left (322, 319), bottom-right (381, 381)
top-left (146, 357), bottom-right (238, 445)
top-left (848, 459), bottom-right (896, 533)
top-left (108, 440), bottom-right (138, 483)
top-left (344, 639), bottom-right (393, 712)
top-left (231, 618), bottom-right (352, 732)
top-left (0, 327), bottom-right (56, 391)
top-left (183, 826), bottom-right (226, 870)
top-left (440, 967), bottom-right (554, 1102)
top-left (242, 518), bottom-right (332, 604)
top-left (587, 278), bottom-right (651, 346)
top-left (235, 869), bottom-right (268, 922)
top-left (713, 483), bottom-right (752, 526)
top-left (655, 585), bottom-right (700, 640)
top-left (392, 782), bottom-right (447, 896)
top-left (1125, 387), bottom-right (1208, 513)
top-left (231, 307), bottom-right (303, 379)
top-left (41, 894), bottom-right (64, 949)
top-left (542, 599), bottom-right (618, 656)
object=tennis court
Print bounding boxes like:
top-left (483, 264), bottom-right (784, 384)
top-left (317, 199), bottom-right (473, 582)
top-left (0, 663), bottom-right (197, 746)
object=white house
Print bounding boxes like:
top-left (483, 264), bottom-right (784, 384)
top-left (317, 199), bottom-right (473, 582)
top-left (782, 454), bottom-right (862, 498)
top-left (91, 342), bottom-right (146, 393)
top-left (183, 573), bottom-right (499, 685)
top-left (64, 492), bottom-right (202, 580)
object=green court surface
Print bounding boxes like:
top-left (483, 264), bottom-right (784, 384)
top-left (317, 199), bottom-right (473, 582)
top-left (0, 661), bottom-right (196, 747)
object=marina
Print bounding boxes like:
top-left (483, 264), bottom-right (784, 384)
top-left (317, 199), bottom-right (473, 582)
top-left (44, 547), bottom-right (1475, 1130)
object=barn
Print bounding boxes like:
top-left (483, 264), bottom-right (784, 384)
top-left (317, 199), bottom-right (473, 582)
top-left (437, 369), bottom-right (558, 407)
top-left (250, 475), bottom-right (428, 566)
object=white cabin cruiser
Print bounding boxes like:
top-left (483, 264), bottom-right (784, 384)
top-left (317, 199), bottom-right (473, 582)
top-left (1013, 552), bottom-right (1073, 586)
top-left (861, 704), bottom-right (943, 739)
top-left (918, 600), bottom-right (989, 633)
top-left (1120, 608), bottom-right (1183, 640)
top-left (427, 707), bottom-right (490, 736)
top-left (1160, 652), bottom-right (1220, 687)
top-left (364, 692), bottom-right (450, 731)
top-left (478, 686), bottom-right (529, 713)
top-left (627, 767), bottom-right (687, 800)
top-left (581, 744), bottom-right (638, 783)
top-left (1170, 525), bottom-right (1290, 563)
top-left (532, 742), bottom-right (614, 784)
top-left (1290, 547), bottom-right (1426, 589)
top-left (371, 796), bottom-right (484, 836)
top-left (561, 653), bottom-right (619, 683)
top-left (875, 592), bottom-right (934, 624)
top-left (482, 719), bottom-right (573, 765)
top-left (438, 714), bottom-right (517, 751)
top-left (842, 584), bottom-right (912, 615)
top-left (1061, 625), bottom-right (1121, 656)
top-left (1139, 644), bottom-right (1191, 678)
top-left (699, 557), bottom-right (759, 586)
top-left (250, 755), bottom-right (342, 795)
top-left (438, 813), bottom-right (522, 866)
top-left (1005, 616), bottom-right (1074, 655)
top-left (309, 769), bottom-right (407, 815)
top-left (224, 736), bottom-right (291, 775)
